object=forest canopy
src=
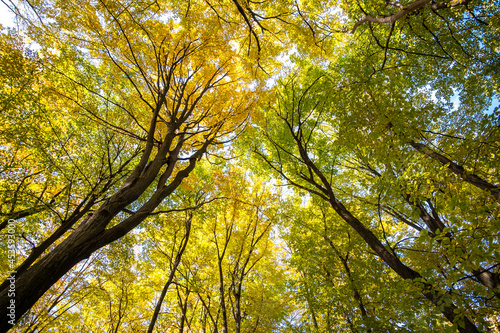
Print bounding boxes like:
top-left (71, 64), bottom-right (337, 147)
top-left (0, 0), bottom-right (499, 332)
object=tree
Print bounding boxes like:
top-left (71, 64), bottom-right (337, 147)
top-left (249, 61), bottom-right (498, 331)
top-left (0, 1), bottom-right (257, 330)
top-left (1, 0), bottom-right (499, 331)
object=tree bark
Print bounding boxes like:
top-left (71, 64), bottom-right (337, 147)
top-left (410, 141), bottom-right (500, 199)
top-left (347, 0), bottom-right (472, 34)
top-left (265, 113), bottom-right (481, 332)
top-left (328, 196), bottom-right (479, 332)
top-left (0, 137), bottom-right (207, 332)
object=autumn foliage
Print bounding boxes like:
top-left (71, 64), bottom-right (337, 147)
top-left (1, 0), bottom-right (499, 332)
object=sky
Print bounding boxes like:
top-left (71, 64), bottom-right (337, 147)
top-left (0, 2), bottom-right (16, 28)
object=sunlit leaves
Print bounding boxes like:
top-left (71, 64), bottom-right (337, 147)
top-left (1, 0), bottom-right (499, 331)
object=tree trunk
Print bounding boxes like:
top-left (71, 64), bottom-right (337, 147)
top-left (328, 197), bottom-right (480, 333)
top-left (0, 143), bottom-right (202, 332)
top-left (148, 216), bottom-right (192, 333)
top-left (218, 258), bottom-right (229, 333)
top-left (410, 141), bottom-right (500, 199)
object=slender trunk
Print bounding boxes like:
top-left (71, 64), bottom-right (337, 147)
top-left (388, 163), bottom-right (499, 295)
top-left (250, 316), bottom-right (260, 333)
top-left (202, 307), bottom-right (208, 333)
top-left (214, 218), bottom-right (233, 333)
top-left (177, 287), bottom-right (190, 333)
top-left (218, 258), bottom-right (229, 333)
top-left (341, 258), bottom-right (371, 332)
top-left (301, 272), bottom-right (319, 331)
top-left (148, 217), bottom-right (192, 333)
top-left (270, 113), bottom-right (480, 331)
top-left (323, 235), bottom-right (371, 331)
top-left (339, 302), bottom-right (356, 332)
top-left (410, 141), bottom-right (500, 199)
top-left (197, 293), bottom-right (217, 333)
top-left (328, 197), bottom-right (480, 333)
top-left (234, 288), bottom-right (241, 333)
top-left (409, 199), bottom-right (500, 293)
top-left (233, 274), bottom-right (246, 333)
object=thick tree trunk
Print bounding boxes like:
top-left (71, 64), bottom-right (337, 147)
top-left (0, 195), bottom-right (96, 290)
top-left (473, 267), bottom-right (500, 291)
top-left (0, 144), bottom-right (202, 332)
top-left (0, 221), bottom-right (103, 332)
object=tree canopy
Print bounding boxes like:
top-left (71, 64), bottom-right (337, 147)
top-left (0, 0), bottom-right (499, 332)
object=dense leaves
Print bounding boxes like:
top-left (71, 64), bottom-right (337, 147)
top-left (0, 0), bottom-right (499, 331)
